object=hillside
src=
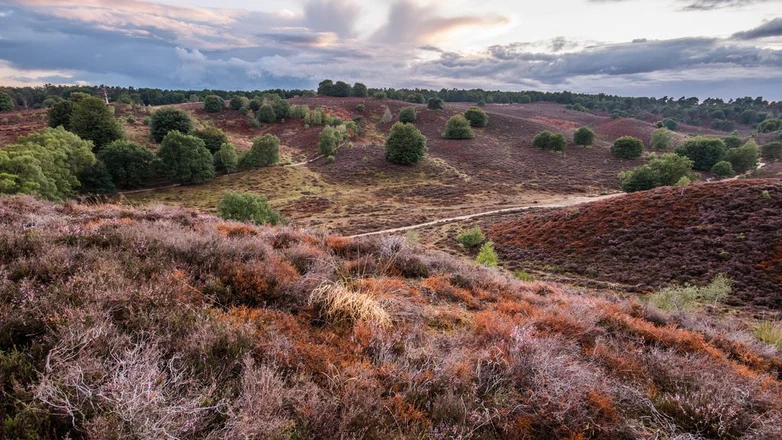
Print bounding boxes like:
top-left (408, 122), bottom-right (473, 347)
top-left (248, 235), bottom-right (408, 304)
top-left (1, 196), bottom-right (781, 439)
top-left (487, 180), bottom-right (782, 309)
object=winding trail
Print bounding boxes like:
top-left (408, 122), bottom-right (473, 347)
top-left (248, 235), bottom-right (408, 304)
top-left (348, 193), bottom-right (624, 238)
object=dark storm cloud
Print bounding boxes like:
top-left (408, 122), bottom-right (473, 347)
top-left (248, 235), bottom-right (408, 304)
top-left (732, 17), bottom-right (782, 39)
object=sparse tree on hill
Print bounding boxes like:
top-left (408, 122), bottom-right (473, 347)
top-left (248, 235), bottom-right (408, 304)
top-left (407, 93), bottom-right (426, 104)
top-left (157, 131), bottom-right (215, 184)
top-left (332, 81), bottom-right (352, 97)
top-left (150, 107), bottom-right (193, 143)
top-left (69, 96), bottom-right (124, 152)
top-left (399, 107), bottom-right (417, 123)
top-left (218, 191), bottom-right (282, 226)
top-left (318, 79), bottom-right (334, 96)
top-left (533, 131), bottom-right (566, 151)
top-left (203, 95), bottom-right (225, 113)
top-left (762, 141), bottom-right (782, 161)
top-left (213, 142), bottom-right (239, 173)
top-left (620, 153), bottom-right (694, 192)
top-left (0, 92), bottom-right (14, 112)
top-left (464, 107), bottom-right (488, 127)
top-left (229, 95), bottom-right (248, 111)
top-left (352, 82), bottom-right (368, 98)
top-left (99, 140), bottom-right (157, 189)
top-left (651, 128), bottom-right (674, 150)
top-left (240, 134), bottom-right (279, 168)
top-left (249, 98), bottom-right (262, 112)
top-left (193, 125), bottom-right (229, 154)
top-left (724, 139), bottom-right (759, 174)
top-left (573, 126), bottom-right (595, 148)
top-left (319, 126), bottom-right (341, 156)
top-left (611, 136), bottom-right (644, 159)
top-left (385, 122), bottom-right (427, 165)
top-left (711, 161), bottom-right (735, 178)
top-left (675, 136), bottom-right (726, 170)
top-left (443, 115), bottom-right (475, 139)
top-left (257, 104), bottom-right (277, 124)
top-left (427, 97), bottom-right (444, 110)
top-left (723, 135), bottom-right (743, 149)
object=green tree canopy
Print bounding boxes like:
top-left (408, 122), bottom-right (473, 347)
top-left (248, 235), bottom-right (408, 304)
top-left (319, 126), bottom-right (341, 156)
top-left (193, 125), bottom-right (229, 154)
top-left (218, 191), bottom-right (282, 226)
top-left (573, 126), bottom-right (596, 147)
top-left (675, 136), bottom-right (726, 170)
top-left (533, 131), bottom-right (567, 151)
top-left (240, 134), bottom-right (280, 168)
top-left (611, 136), bottom-right (644, 159)
top-left (352, 82), bottom-right (368, 97)
top-left (257, 104), bottom-right (276, 123)
top-left (724, 139), bottom-right (759, 174)
top-left (399, 107), bottom-right (417, 123)
top-left (385, 122), bottom-right (427, 165)
top-left (213, 142), bottom-right (239, 173)
top-left (150, 107), bottom-right (193, 143)
top-left (0, 92), bottom-right (14, 112)
top-left (47, 100), bottom-right (74, 130)
top-left (99, 140), bottom-right (157, 189)
top-left (203, 95), bottom-right (225, 113)
top-left (651, 128), bottom-right (674, 150)
top-left (443, 115), bottom-right (475, 140)
top-left (69, 96), bottom-right (124, 151)
top-left (464, 107), bottom-right (488, 127)
top-left (157, 131), bottom-right (215, 184)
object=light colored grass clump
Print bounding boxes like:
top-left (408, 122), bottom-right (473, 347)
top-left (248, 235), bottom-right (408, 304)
top-left (309, 282), bottom-right (391, 328)
top-left (647, 274), bottom-right (731, 311)
top-left (753, 321), bottom-right (782, 351)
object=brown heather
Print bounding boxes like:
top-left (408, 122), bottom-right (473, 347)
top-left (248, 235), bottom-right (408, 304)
top-left (0, 195), bottom-right (780, 439)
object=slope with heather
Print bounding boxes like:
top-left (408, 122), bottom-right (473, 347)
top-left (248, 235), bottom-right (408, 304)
top-left (487, 180), bottom-right (782, 309)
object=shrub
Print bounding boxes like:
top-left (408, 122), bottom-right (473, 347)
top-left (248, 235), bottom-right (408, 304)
top-left (318, 126), bottom-right (341, 156)
top-left (192, 125), bottom-right (229, 154)
top-left (356, 104), bottom-right (365, 112)
top-left (374, 92), bottom-right (386, 100)
top-left (69, 96), bottom-right (124, 151)
top-left (476, 99), bottom-right (486, 107)
top-left (611, 136), bottom-right (644, 159)
top-left (332, 81), bottom-right (352, 97)
top-left (620, 153), bottom-right (694, 192)
top-left (289, 104), bottom-right (309, 119)
top-left (229, 95), bottom-right (249, 111)
top-left (675, 136), bottom-right (726, 171)
top-left (309, 282), bottom-right (391, 327)
top-left (385, 122), bottom-right (427, 165)
top-left (620, 165), bottom-right (660, 192)
top-left (752, 321), bottom-right (782, 351)
top-left (651, 128), bottom-right (674, 150)
top-left (656, 118), bottom-right (679, 131)
top-left (464, 106), bottom-right (488, 127)
top-left (99, 140), bottom-right (157, 189)
top-left (476, 242), bottom-right (498, 268)
top-left (248, 98), bottom-right (262, 112)
top-left (157, 131), bottom-right (215, 184)
top-left (213, 142), bottom-right (239, 173)
top-left (533, 131), bottom-right (566, 151)
top-left (407, 93), bottom-right (425, 104)
top-left (352, 82), bottom-right (368, 97)
top-left (711, 119), bottom-right (736, 132)
top-left (761, 141), bottom-right (782, 161)
top-left (647, 274), bottom-right (731, 311)
top-left (457, 227), bottom-right (485, 248)
top-left (77, 161), bottom-right (117, 195)
top-left (257, 104), bottom-right (276, 123)
top-left (573, 126), bottom-right (595, 148)
top-left (203, 95), bottom-right (225, 113)
top-left (740, 109), bottom-right (759, 124)
top-left (0, 92), bottom-right (14, 111)
top-left (240, 134), bottom-right (280, 168)
top-left (442, 115), bottom-right (475, 140)
top-left (47, 100), bottom-right (74, 130)
top-left (270, 98), bottom-right (290, 120)
top-left (150, 107), bottom-right (192, 143)
top-left (399, 107), bottom-right (417, 123)
top-left (427, 97), bottom-right (444, 110)
top-left (758, 118), bottom-right (781, 133)
top-left (518, 94), bottom-right (532, 104)
top-left (326, 155), bottom-right (335, 164)
top-left (724, 140), bottom-right (759, 174)
top-left (218, 191), bottom-right (282, 226)
top-left (711, 161), bottom-right (735, 178)
top-left (723, 135), bottom-right (743, 149)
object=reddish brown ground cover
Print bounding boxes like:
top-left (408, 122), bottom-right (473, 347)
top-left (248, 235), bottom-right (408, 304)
top-left (487, 180), bottom-right (782, 309)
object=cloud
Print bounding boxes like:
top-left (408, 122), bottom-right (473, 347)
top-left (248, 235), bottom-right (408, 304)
top-left (587, 0), bottom-right (780, 10)
top-left (732, 17), bottom-right (782, 39)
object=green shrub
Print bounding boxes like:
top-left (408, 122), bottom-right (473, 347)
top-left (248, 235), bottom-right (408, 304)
top-left (656, 118), bottom-right (679, 131)
top-left (150, 107), bottom-right (192, 143)
top-left (620, 153), bottom-right (694, 192)
top-left (290, 104), bottom-right (309, 119)
top-left (651, 128), bottom-right (674, 150)
top-left (740, 109), bottom-right (759, 124)
top-left (248, 98), bottom-right (262, 112)
top-left (399, 107), bottom-right (417, 123)
top-left (711, 119), bottom-right (736, 132)
top-left (532, 131), bottom-right (566, 151)
top-left (724, 140), bottom-right (759, 174)
top-left (752, 321), bottom-right (782, 351)
top-left (758, 118), bottom-right (781, 133)
top-left (476, 241), bottom-right (498, 268)
top-left (385, 122), bottom-right (427, 165)
top-left (457, 227), bottom-right (485, 248)
top-left (270, 98), bottom-right (290, 120)
top-left (464, 107), bottom-right (488, 127)
top-left (647, 274), bottom-right (731, 311)
top-left (514, 270), bottom-right (535, 281)
top-left (476, 99), bottom-right (486, 107)
top-left (203, 95), bottom-right (225, 113)
top-left (0, 92), bottom-right (14, 112)
top-left (723, 135), bottom-right (743, 149)
top-left (69, 96), bottom-right (124, 151)
top-left (99, 140), bottom-right (157, 189)
top-left (218, 191), bottom-right (282, 226)
top-left (620, 165), bottom-right (660, 192)
top-left (332, 81), bottom-right (352, 97)
top-left (157, 131), bottom-right (215, 184)
top-left (761, 141), bottom-right (782, 161)
top-left (675, 136), bottom-right (726, 171)
top-left (142, 116), bottom-right (151, 126)
top-left (257, 104), bottom-right (276, 123)
top-left (327, 155), bottom-right (336, 164)
top-left (356, 104), bottom-right (365, 112)
top-left (229, 95), bottom-right (248, 110)
top-left (47, 100), bottom-right (74, 130)
top-left (407, 93), bottom-right (425, 104)
top-left (193, 125), bottom-right (229, 154)
top-left (427, 97), bottom-right (444, 110)
top-left (573, 126), bottom-right (595, 148)
top-left (611, 136), bottom-right (644, 159)
top-left (442, 115), bottom-right (475, 140)
top-left (711, 161), bottom-right (735, 178)
top-left (352, 82), bottom-right (368, 97)
top-left (319, 126), bottom-right (341, 156)
top-left (374, 92), bottom-right (386, 100)
top-left (213, 142), bottom-right (239, 173)
top-left (77, 161), bottom-right (117, 195)
top-left (240, 134), bottom-right (279, 168)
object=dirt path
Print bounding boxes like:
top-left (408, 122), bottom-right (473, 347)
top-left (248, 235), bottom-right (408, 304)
top-left (348, 193), bottom-right (624, 238)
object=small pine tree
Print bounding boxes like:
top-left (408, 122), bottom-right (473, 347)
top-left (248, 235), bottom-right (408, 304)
top-left (457, 227), bottom-right (485, 248)
top-left (0, 92), bottom-right (14, 112)
top-left (385, 122), bottom-right (427, 165)
top-left (442, 115), bottom-right (475, 139)
top-left (463, 107), bottom-right (488, 127)
top-left (476, 242), bottom-right (498, 268)
top-left (399, 107), bottom-right (417, 123)
top-left (427, 97), bottom-right (444, 110)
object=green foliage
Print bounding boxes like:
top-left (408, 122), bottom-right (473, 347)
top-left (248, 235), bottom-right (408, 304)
top-left (463, 106), bottom-right (488, 127)
top-left (476, 99), bottom-right (486, 107)
top-left (240, 134), bottom-right (280, 168)
top-left (407, 93), bottom-right (425, 104)
top-left (257, 104), bottom-right (276, 124)
top-left (352, 82), bottom-right (368, 97)
top-left (514, 270), bottom-right (535, 281)
top-left (218, 191), bottom-right (282, 226)
top-left (611, 136), bottom-right (644, 159)
top-left (399, 107), bottom-right (417, 123)
top-left (675, 136), bottom-right (726, 171)
top-left (573, 126), bottom-right (595, 147)
top-left (0, 127), bottom-right (96, 200)
top-left (77, 161), bottom-right (117, 195)
top-left (532, 131), bottom-right (566, 151)
top-left (213, 142), bottom-right (239, 173)
top-left (319, 126), bottom-right (341, 156)
top-left (156, 131), bottom-right (215, 184)
top-left (0, 92), bottom-right (15, 112)
top-left (724, 139), bottom-right (760, 174)
top-left (476, 241), bottom-right (498, 268)
top-left (620, 153), bottom-right (694, 192)
top-left (310, 109), bottom-right (325, 125)
top-left (518, 94), bottom-right (532, 104)
top-left (752, 321), bottom-right (782, 351)
top-left (711, 161), bottom-right (735, 178)
top-left (356, 104), bottom-right (365, 112)
top-left (427, 97), bottom-right (444, 110)
top-left (203, 95), bottom-right (225, 113)
top-left (46, 100), bottom-right (74, 130)
top-left (374, 92), bottom-right (386, 100)
top-left (332, 81), bottom-right (352, 97)
top-left (457, 227), bottom-right (485, 248)
top-left (270, 98), bottom-right (290, 120)
top-left (385, 122), bottom-right (427, 165)
top-left (193, 125), bottom-right (229, 154)
top-left (229, 95), bottom-right (248, 111)
top-left (651, 128), bottom-right (674, 150)
top-left (318, 79), bottom-right (334, 96)
top-left (69, 96), bottom-right (124, 151)
top-left (442, 115), bottom-right (475, 140)
top-left (99, 140), bottom-right (157, 189)
top-left (723, 135), bottom-right (743, 149)
top-left (656, 118), bottom-right (679, 131)
top-left (758, 118), bottom-right (781, 133)
top-left (647, 274), bottom-right (732, 311)
top-left (620, 165), bottom-right (660, 192)
top-left (327, 155), bottom-right (335, 164)
top-left (289, 104), bottom-right (309, 119)
top-left (711, 119), bottom-right (736, 132)
top-left (150, 107), bottom-right (192, 143)
top-left (248, 98), bottom-right (262, 112)
top-left (761, 141), bottom-right (782, 161)
top-left (739, 109), bottom-right (759, 124)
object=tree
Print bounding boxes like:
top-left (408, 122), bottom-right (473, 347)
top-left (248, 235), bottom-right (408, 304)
top-left (249, 98), bottom-right (262, 112)
top-left (218, 191), bottom-right (282, 226)
top-left (723, 135), bottom-right (743, 149)
top-left (651, 128), bottom-right (674, 150)
top-left (257, 104), bottom-right (276, 123)
top-left (518, 95), bottom-right (532, 104)
top-left (399, 107), bottom-right (417, 123)
top-left (620, 165), bottom-right (660, 192)
top-left (332, 81), bottom-right (352, 97)
top-left (740, 109), bottom-right (758, 124)
top-left (761, 141), bottom-right (782, 161)
top-left (193, 126), bottom-right (229, 154)
top-left (711, 161), bottom-right (735, 178)
top-left (476, 242), bottom-right (498, 268)
top-left (724, 140), bottom-right (759, 174)
top-left (619, 153), bottom-right (694, 193)
top-left (77, 161), bottom-right (117, 195)
top-left (675, 136), bottom-right (726, 170)
top-left (318, 79), bottom-right (334, 96)
top-left (99, 140), bottom-right (157, 189)
top-left (611, 136), bottom-right (644, 159)
top-left (443, 115), bottom-right (475, 140)
top-left (156, 131), bottom-right (215, 184)
top-left (573, 126), bottom-right (596, 148)
top-left (240, 134), bottom-right (279, 168)
top-left (758, 118), bottom-right (781, 133)
top-left (69, 96), bottom-right (124, 152)
top-left (213, 142), bottom-right (239, 173)
top-left (47, 100), bottom-right (74, 130)
top-left (476, 99), bottom-right (486, 107)
top-left (150, 108), bottom-right (192, 143)
top-left (457, 226), bottom-right (485, 248)
top-left (427, 97), bottom-right (444, 110)
top-left (352, 82), bottom-right (368, 98)
top-left (532, 131), bottom-right (566, 151)
top-left (0, 92), bottom-right (14, 112)
top-left (318, 126), bottom-right (341, 156)
top-left (385, 122), bottom-right (427, 165)
top-left (229, 95), bottom-right (248, 111)
top-left (203, 95), bottom-right (225, 113)
top-left (464, 107), bottom-right (488, 127)
top-left (656, 118), bottom-right (679, 131)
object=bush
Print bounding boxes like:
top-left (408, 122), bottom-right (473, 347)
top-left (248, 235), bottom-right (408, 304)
top-left (656, 118), bottom-right (679, 131)
top-left (0, 92), bottom-right (14, 112)
top-left (229, 95), bottom-right (249, 111)
top-left (611, 136), bottom-right (644, 159)
top-left (240, 134), bottom-right (279, 168)
top-left (427, 97), bottom-right (444, 110)
top-left (332, 81), bottom-right (352, 97)
top-left (463, 107), bottom-right (488, 127)
top-left (711, 161), bottom-right (735, 178)
top-left (318, 126), bottom-right (341, 156)
top-left (352, 82), bottom-right (368, 97)
top-left (457, 227), bottom-right (485, 248)
top-left (620, 165), bottom-right (660, 192)
top-left (150, 107), bottom-right (192, 143)
top-left (476, 242), bottom-right (498, 268)
top-left (758, 118), bottom-right (781, 133)
top-left (724, 140), bottom-right (759, 174)
top-left (407, 93), bottom-right (425, 104)
top-left (270, 98), bottom-right (290, 120)
top-left (752, 321), bottom-right (782, 351)
top-left (77, 161), bottom-right (117, 195)
top-left (248, 98), bottom-right (262, 112)
top-left (620, 153), bottom-right (694, 192)
top-left (99, 140), bottom-right (157, 189)
top-left (69, 96), bottom-right (124, 151)
top-left (213, 142), bottom-right (239, 173)
top-left (385, 122), bottom-right (427, 165)
top-left (740, 109), bottom-right (759, 124)
top-left (218, 191), bottom-right (282, 226)
top-left (374, 92), bottom-right (386, 100)
top-left (761, 141), bottom-right (782, 161)
top-left (532, 131), bottom-right (566, 151)
top-left (651, 128), bottom-right (674, 150)
top-left (399, 107), bottom-right (417, 123)
top-left (675, 136), bottom-right (726, 171)
top-left (476, 99), bottom-right (486, 107)
top-left (157, 131), bottom-right (215, 184)
top-left (356, 104), bottom-right (365, 112)
top-left (256, 104), bottom-right (276, 124)
top-left (203, 95), bottom-right (225, 113)
top-left (442, 115), bottom-right (475, 140)
top-left (192, 125), bottom-right (229, 154)
top-left (723, 135), bottom-right (743, 149)
top-left (518, 94), bottom-right (532, 104)
top-left (711, 119), bottom-right (736, 132)
top-left (47, 100), bottom-right (74, 130)
top-left (573, 126), bottom-right (595, 148)
top-left (647, 274), bottom-right (731, 311)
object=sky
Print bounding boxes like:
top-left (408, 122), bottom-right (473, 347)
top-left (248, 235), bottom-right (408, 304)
top-left (1, 0), bottom-right (781, 99)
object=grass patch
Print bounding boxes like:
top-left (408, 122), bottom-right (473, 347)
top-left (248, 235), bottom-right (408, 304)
top-left (647, 274), bottom-right (732, 311)
top-left (309, 282), bottom-right (391, 328)
top-left (752, 321), bottom-right (782, 351)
